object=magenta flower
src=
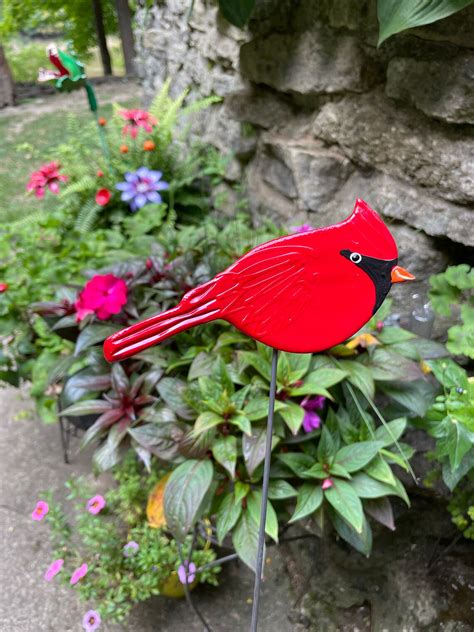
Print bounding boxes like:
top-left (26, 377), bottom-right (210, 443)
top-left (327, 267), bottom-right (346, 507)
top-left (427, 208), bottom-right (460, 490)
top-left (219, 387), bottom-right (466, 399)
top-left (120, 109), bottom-right (157, 138)
top-left (86, 495), bottom-right (106, 515)
top-left (82, 610), bottom-right (101, 631)
top-left (26, 161), bottom-right (67, 199)
top-left (70, 563), bottom-right (88, 585)
top-left (177, 561), bottom-right (196, 585)
top-left (32, 500), bottom-right (49, 521)
top-left (123, 541), bottom-right (139, 557)
top-left (301, 396), bottom-right (325, 433)
top-left (75, 274), bottom-right (128, 322)
top-left (44, 559), bottom-right (64, 581)
top-left (290, 224), bottom-right (313, 234)
top-left (322, 478), bottom-right (333, 490)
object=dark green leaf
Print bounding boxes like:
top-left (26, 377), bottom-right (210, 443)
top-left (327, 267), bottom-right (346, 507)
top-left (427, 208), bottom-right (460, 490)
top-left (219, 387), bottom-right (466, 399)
top-left (350, 472), bottom-right (409, 505)
top-left (212, 435), bottom-right (237, 478)
top-left (364, 497), bottom-right (395, 530)
top-left (365, 455), bottom-right (396, 486)
top-left (219, 0), bottom-right (256, 27)
top-left (194, 411), bottom-right (224, 435)
top-left (277, 452), bottom-right (314, 477)
top-left (216, 493), bottom-right (242, 543)
top-left (279, 401), bottom-right (305, 434)
top-left (233, 511), bottom-right (260, 572)
top-left (164, 459), bottom-right (214, 541)
top-left (268, 480), bottom-right (298, 500)
top-left (247, 491), bottom-right (279, 542)
top-left (374, 418), bottom-right (407, 446)
top-left (60, 399), bottom-right (111, 416)
top-left (325, 479), bottom-right (364, 533)
top-left (335, 441), bottom-right (384, 473)
top-left (75, 324), bottom-right (118, 356)
top-left (289, 483), bottom-right (323, 523)
top-left (243, 427), bottom-right (279, 477)
top-left (244, 397), bottom-right (286, 421)
top-left (377, 0), bottom-right (474, 45)
top-left (157, 377), bottom-right (194, 419)
top-left (230, 413), bottom-right (252, 436)
top-left (330, 509), bottom-right (372, 556)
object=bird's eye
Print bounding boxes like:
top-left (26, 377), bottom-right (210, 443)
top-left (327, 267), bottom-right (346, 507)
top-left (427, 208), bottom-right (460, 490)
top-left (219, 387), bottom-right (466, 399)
top-left (350, 252), bottom-right (362, 264)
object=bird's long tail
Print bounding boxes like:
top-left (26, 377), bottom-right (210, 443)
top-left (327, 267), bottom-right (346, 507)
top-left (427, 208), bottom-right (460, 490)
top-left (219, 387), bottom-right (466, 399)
top-left (104, 291), bottom-right (220, 362)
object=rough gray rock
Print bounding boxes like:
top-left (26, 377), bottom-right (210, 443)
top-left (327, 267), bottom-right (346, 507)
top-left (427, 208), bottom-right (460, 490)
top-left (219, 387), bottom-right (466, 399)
top-left (321, 171), bottom-right (474, 247)
top-left (225, 90), bottom-right (293, 130)
top-left (240, 27), bottom-right (369, 96)
top-left (386, 55), bottom-right (474, 124)
top-left (313, 90), bottom-right (474, 205)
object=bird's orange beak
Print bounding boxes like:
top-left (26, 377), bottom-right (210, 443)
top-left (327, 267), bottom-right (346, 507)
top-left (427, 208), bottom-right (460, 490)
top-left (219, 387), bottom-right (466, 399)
top-left (391, 265), bottom-right (415, 283)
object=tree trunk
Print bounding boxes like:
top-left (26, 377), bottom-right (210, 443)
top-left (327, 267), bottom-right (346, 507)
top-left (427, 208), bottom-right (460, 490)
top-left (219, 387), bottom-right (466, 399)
top-left (92, 0), bottom-right (113, 76)
top-left (0, 44), bottom-right (15, 107)
top-left (115, 0), bottom-right (136, 76)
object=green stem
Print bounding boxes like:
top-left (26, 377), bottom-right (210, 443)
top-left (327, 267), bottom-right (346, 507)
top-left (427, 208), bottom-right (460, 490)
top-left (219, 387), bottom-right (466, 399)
top-left (84, 81), bottom-right (112, 171)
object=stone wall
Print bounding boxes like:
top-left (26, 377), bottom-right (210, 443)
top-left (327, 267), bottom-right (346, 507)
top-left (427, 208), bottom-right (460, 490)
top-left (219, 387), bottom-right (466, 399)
top-left (135, 0), bottom-right (474, 304)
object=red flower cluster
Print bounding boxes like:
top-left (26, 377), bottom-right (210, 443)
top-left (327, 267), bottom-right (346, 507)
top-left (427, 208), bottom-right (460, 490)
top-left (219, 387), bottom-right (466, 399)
top-left (120, 109), bottom-right (157, 139)
top-left (75, 274), bottom-right (127, 322)
top-left (26, 161), bottom-right (67, 199)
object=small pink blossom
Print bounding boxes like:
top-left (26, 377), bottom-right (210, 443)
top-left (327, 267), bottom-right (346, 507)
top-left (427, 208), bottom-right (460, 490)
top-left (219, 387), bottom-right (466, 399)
top-left (82, 609), bottom-right (101, 631)
top-left (290, 224), bottom-right (313, 234)
top-left (74, 274), bottom-right (128, 322)
top-left (70, 563), bottom-right (88, 585)
top-left (177, 561), bottom-right (196, 584)
top-left (44, 559), bottom-right (64, 581)
top-left (322, 478), bottom-right (333, 490)
top-left (86, 495), bottom-right (106, 515)
top-left (120, 109), bottom-right (157, 139)
top-left (26, 162), bottom-right (67, 199)
top-left (123, 541), bottom-right (139, 557)
top-left (32, 500), bottom-right (49, 521)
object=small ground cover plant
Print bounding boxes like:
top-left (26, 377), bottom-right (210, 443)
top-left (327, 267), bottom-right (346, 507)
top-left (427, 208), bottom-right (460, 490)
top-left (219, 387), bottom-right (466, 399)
top-left (35, 453), bottom-right (219, 626)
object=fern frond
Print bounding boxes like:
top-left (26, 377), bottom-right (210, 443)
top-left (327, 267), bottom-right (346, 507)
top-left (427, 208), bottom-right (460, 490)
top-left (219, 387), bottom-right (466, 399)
top-left (60, 176), bottom-right (96, 198)
top-left (181, 95), bottom-right (222, 117)
top-left (75, 201), bottom-right (100, 233)
top-left (10, 210), bottom-right (46, 229)
top-left (149, 78), bottom-right (172, 120)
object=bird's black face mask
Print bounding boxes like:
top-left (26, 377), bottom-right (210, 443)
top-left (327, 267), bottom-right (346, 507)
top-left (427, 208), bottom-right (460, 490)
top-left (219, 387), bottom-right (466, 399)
top-left (340, 249), bottom-right (398, 314)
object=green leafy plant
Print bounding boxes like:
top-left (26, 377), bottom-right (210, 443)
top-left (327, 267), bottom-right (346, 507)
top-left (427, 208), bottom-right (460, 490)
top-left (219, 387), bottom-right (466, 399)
top-left (377, 0), bottom-right (474, 44)
top-left (43, 454), bottom-right (219, 625)
top-left (429, 264), bottom-right (474, 359)
top-left (415, 358), bottom-right (474, 491)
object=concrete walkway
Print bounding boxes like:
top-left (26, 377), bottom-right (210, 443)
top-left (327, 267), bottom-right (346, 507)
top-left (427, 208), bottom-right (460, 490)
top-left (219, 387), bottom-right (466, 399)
top-left (0, 386), bottom-right (295, 632)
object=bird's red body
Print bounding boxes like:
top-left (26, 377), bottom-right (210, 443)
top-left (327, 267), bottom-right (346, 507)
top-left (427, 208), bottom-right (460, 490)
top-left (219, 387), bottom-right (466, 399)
top-left (104, 199), bottom-right (413, 361)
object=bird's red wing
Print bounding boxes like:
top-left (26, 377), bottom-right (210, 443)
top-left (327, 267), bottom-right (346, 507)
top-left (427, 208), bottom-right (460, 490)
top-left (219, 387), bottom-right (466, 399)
top-left (213, 243), bottom-right (319, 339)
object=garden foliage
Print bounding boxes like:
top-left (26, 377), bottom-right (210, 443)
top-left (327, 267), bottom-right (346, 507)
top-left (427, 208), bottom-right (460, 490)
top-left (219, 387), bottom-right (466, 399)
top-left (3, 80), bottom-right (472, 627)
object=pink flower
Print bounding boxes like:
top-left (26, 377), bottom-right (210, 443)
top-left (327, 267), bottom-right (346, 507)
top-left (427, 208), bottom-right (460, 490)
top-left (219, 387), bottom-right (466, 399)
top-left (177, 561), bottom-right (196, 584)
top-left (82, 609), bottom-right (101, 631)
top-left (26, 162), bottom-right (67, 199)
top-left (70, 563), bottom-right (88, 585)
top-left (301, 396), bottom-right (325, 433)
top-left (32, 500), bottom-right (49, 521)
top-left (0, 283), bottom-right (8, 293)
top-left (290, 224), bottom-right (313, 234)
top-left (95, 188), bottom-right (111, 206)
top-left (322, 478), bottom-right (333, 490)
top-left (120, 109), bottom-right (157, 139)
top-left (123, 541), bottom-right (139, 557)
top-left (74, 274), bottom-right (128, 322)
top-left (86, 495), bottom-right (106, 515)
top-left (44, 559), bottom-right (64, 581)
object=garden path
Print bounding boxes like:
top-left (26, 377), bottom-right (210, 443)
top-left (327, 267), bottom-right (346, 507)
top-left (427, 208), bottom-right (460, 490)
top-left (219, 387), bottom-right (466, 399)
top-left (0, 385), bottom-right (296, 632)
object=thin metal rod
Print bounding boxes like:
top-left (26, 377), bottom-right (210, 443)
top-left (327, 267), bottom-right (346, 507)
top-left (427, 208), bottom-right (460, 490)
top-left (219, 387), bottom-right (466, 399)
top-left (250, 347), bottom-right (278, 632)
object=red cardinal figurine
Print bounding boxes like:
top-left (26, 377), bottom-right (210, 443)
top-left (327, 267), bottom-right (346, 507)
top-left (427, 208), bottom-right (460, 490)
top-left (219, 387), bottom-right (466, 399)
top-left (104, 199), bottom-right (414, 361)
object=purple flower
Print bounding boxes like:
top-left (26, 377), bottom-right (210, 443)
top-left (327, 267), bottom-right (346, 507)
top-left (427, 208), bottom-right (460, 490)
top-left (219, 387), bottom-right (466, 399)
top-left (177, 561), bottom-right (196, 585)
top-left (301, 395), bottom-right (325, 433)
top-left (290, 224), bottom-right (313, 234)
top-left (32, 500), bottom-right (49, 521)
top-left (123, 541), bottom-right (139, 557)
top-left (70, 563), bottom-right (88, 585)
top-left (86, 495), bottom-right (106, 515)
top-left (44, 559), bottom-right (64, 581)
top-left (116, 167), bottom-right (169, 211)
top-left (82, 610), bottom-right (101, 631)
